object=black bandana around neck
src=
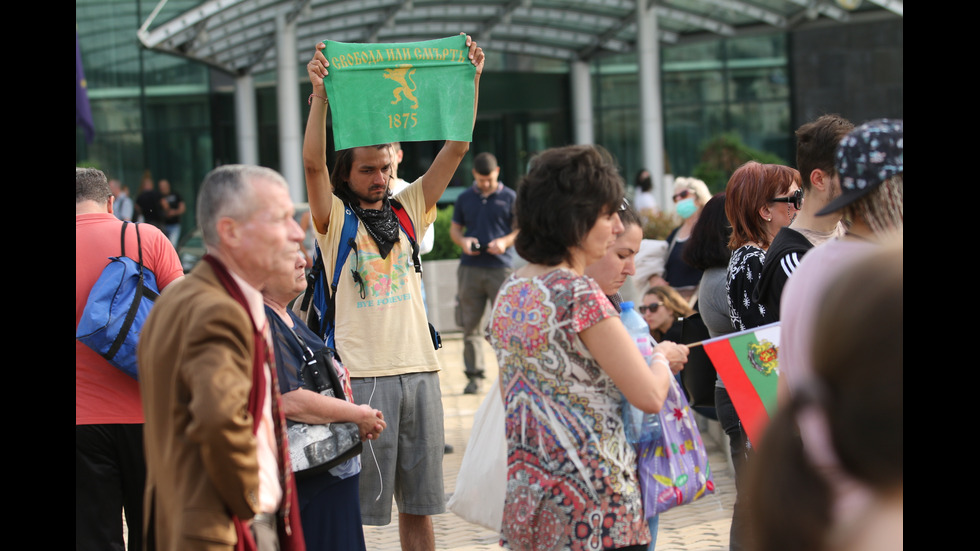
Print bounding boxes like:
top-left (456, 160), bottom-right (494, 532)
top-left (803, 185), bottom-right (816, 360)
top-left (350, 197), bottom-right (400, 259)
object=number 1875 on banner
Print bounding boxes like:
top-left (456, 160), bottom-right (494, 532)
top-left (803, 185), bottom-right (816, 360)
top-left (387, 113), bottom-right (418, 129)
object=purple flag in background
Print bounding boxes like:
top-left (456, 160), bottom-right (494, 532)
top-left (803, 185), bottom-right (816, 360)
top-left (76, 29), bottom-right (94, 143)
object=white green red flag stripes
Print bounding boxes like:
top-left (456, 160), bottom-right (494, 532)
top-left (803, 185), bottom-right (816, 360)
top-left (702, 322), bottom-right (780, 446)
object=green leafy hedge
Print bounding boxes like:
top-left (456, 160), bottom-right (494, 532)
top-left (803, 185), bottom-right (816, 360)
top-left (422, 205), bottom-right (463, 261)
top-left (692, 133), bottom-right (786, 193)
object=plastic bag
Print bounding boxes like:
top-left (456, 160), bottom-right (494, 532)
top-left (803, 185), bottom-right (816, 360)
top-left (637, 375), bottom-right (714, 516)
top-left (447, 377), bottom-right (506, 531)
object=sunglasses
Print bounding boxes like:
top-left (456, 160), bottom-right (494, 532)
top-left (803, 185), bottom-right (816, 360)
top-left (769, 188), bottom-right (804, 210)
top-left (671, 189), bottom-right (693, 202)
top-left (638, 303), bottom-right (663, 314)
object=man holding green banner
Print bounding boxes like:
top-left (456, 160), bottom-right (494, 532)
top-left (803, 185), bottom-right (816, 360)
top-left (303, 34), bottom-right (483, 551)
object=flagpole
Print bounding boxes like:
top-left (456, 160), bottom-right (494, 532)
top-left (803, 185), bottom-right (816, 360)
top-left (685, 321), bottom-right (781, 349)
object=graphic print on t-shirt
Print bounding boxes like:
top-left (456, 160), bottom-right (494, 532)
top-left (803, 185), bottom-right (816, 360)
top-left (352, 231), bottom-right (414, 309)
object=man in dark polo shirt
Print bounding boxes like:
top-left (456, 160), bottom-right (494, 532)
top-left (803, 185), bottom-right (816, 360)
top-left (450, 152), bottom-right (518, 394)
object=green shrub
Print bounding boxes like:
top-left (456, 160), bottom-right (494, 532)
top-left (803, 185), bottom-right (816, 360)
top-left (422, 205), bottom-right (462, 261)
top-left (692, 133), bottom-right (786, 193)
top-left (642, 210), bottom-right (680, 240)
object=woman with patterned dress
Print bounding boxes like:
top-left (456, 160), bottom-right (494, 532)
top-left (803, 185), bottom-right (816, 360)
top-left (719, 161), bottom-right (801, 551)
top-left (487, 145), bottom-right (689, 551)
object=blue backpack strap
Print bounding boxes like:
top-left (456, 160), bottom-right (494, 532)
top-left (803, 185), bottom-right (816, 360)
top-left (324, 206), bottom-right (359, 349)
top-left (299, 206), bottom-right (359, 348)
top-left (332, 206), bottom-right (359, 293)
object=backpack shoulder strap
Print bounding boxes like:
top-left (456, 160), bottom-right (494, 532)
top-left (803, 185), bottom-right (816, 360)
top-left (320, 206), bottom-right (360, 349)
top-left (120, 221), bottom-right (153, 287)
top-left (391, 201), bottom-right (415, 241)
top-left (300, 206), bottom-right (358, 310)
top-left (391, 200), bottom-right (421, 273)
top-left (300, 242), bottom-right (323, 312)
top-left (133, 222), bottom-right (145, 275)
top-left (390, 200), bottom-right (439, 348)
top-left (119, 221), bottom-right (129, 257)
top-left (132, 222), bottom-right (158, 300)
top-left (333, 205), bottom-right (359, 291)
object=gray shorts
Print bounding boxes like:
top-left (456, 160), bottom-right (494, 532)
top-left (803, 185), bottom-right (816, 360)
top-left (352, 372), bottom-right (446, 525)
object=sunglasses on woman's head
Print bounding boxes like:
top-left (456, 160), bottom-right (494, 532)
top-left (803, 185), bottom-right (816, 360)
top-left (638, 303), bottom-right (662, 314)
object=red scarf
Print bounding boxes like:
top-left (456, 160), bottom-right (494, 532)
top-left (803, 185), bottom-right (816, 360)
top-left (202, 255), bottom-right (305, 551)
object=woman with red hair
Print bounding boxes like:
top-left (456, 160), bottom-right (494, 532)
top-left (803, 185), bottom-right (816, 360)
top-left (724, 162), bottom-right (801, 330)
top-left (718, 160), bottom-right (801, 551)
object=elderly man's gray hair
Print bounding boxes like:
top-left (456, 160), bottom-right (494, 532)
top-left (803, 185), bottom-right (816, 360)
top-left (76, 167), bottom-right (112, 204)
top-left (197, 165), bottom-right (288, 247)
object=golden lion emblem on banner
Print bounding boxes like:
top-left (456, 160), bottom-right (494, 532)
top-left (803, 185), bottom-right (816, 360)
top-left (384, 64), bottom-right (419, 109)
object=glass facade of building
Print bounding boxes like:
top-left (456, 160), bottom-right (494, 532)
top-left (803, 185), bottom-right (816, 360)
top-left (594, 34), bottom-right (791, 190)
top-left (77, 0), bottom-right (213, 242)
top-left (78, 2), bottom-right (898, 235)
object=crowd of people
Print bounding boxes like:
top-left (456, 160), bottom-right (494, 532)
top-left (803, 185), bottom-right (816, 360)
top-left (77, 31), bottom-right (902, 551)
top-left (107, 173), bottom-right (188, 246)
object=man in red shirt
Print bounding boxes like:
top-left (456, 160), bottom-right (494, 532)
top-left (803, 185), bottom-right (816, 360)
top-left (76, 167), bottom-right (184, 551)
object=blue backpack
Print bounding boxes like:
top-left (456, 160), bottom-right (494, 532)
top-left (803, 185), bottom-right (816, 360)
top-left (300, 201), bottom-right (439, 352)
top-left (76, 222), bottom-right (161, 379)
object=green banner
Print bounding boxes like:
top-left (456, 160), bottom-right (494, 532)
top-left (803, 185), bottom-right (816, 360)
top-left (322, 35), bottom-right (476, 150)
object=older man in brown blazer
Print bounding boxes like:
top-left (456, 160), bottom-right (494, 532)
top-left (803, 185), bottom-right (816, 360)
top-left (138, 165), bottom-right (306, 551)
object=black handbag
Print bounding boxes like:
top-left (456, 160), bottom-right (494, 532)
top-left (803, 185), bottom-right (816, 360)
top-left (283, 325), bottom-right (363, 479)
top-left (679, 312), bottom-right (716, 408)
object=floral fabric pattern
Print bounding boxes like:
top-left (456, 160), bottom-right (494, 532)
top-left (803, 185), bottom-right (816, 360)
top-left (727, 245), bottom-right (774, 331)
top-left (353, 232), bottom-right (413, 298)
top-left (487, 269), bottom-right (651, 551)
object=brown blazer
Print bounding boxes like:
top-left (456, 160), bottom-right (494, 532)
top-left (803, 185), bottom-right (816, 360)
top-left (138, 260), bottom-right (259, 550)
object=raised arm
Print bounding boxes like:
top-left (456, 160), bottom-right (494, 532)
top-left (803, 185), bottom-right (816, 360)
top-left (420, 33), bottom-right (485, 211)
top-left (304, 42), bottom-right (333, 234)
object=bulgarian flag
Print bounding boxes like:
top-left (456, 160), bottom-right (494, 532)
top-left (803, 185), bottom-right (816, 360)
top-left (321, 35), bottom-right (476, 150)
top-left (702, 322), bottom-right (780, 446)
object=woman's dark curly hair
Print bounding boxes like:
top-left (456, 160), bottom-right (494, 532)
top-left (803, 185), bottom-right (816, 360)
top-left (514, 145), bottom-right (625, 266)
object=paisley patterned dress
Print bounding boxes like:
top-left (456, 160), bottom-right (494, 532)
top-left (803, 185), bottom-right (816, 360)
top-left (487, 269), bottom-right (650, 551)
